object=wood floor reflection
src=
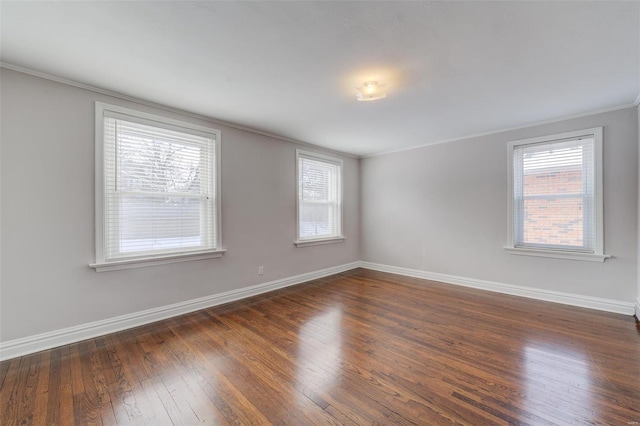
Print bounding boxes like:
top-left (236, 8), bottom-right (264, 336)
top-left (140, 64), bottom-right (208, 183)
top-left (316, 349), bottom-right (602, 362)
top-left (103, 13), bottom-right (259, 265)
top-left (1, 268), bottom-right (639, 425)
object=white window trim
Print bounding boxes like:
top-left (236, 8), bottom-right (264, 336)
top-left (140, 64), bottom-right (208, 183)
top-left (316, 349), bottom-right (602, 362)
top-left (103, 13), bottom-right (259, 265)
top-left (294, 237), bottom-right (347, 248)
top-left (91, 102), bottom-right (224, 272)
top-left (505, 127), bottom-right (610, 262)
top-left (295, 149), bottom-right (345, 247)
top-left (89, 250), bottom-right (227, 272)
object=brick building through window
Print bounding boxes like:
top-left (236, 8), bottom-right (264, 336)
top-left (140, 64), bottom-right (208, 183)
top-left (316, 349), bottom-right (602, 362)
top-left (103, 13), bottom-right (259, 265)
top-left (508, 127), bottom-right (604, 260)
top-left (523, 165), bottom-right (585, 247)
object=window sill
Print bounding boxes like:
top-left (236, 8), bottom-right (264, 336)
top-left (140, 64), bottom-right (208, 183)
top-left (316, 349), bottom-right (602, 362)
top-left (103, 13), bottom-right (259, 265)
top-left (504, 247), bottom-right (610, 263)
top-left (295, 237), bottom-right (346, 248)
top-left (90, 249), bottom-right (226, 272)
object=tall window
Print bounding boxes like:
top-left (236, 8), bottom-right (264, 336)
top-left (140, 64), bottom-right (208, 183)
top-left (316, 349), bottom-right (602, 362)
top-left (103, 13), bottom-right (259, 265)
top-left (507, 127), bottom-right (607, 262)
top-left (92, 103), bottom-right (222, 271)
top-left (296, 150), bottom-right (344, 246)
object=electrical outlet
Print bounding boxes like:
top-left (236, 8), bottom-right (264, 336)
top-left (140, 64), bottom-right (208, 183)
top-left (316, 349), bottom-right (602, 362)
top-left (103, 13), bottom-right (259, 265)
top-left (258, 266), bottom-right (264, 275)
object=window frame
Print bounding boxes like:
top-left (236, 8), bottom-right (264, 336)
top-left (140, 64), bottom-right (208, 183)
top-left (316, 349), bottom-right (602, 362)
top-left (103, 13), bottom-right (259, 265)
top-left (505, 127), bottom-right (609, 262)
top-left (90, 102), bottom-right (224, 272)
top-left (295, 149), bottom-right (346, 247)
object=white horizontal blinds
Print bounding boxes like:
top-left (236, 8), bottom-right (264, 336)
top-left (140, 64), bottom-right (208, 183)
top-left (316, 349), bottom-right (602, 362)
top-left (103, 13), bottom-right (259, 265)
top-left (298, 154), bottom-right (342, 240)
top-left (103, 114), bottom-right (216, 260)
top-left (513, 136), bottom-right (595, 252)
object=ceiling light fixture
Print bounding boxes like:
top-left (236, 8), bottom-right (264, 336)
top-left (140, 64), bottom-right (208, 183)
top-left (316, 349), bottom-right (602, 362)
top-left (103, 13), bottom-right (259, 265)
top-left (355, 81), bottom-right (387, 101)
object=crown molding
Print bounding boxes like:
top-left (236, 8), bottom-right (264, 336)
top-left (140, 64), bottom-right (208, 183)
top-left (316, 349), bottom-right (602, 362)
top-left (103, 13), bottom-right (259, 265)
top-left (3, 62), bottom-right (638, 161)
top-left (362, 102), bottom-right (638, 159)
top-left (0, 62), bottom-right (358, 159)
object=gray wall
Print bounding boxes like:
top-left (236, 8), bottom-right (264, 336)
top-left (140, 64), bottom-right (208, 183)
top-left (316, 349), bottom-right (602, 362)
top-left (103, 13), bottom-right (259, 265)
top-left (361, 107), bottom-right (638, 303)
top-left (1, 68), bottom-right (638, 344)
top-left (0, 69), bottom-right (360, 341)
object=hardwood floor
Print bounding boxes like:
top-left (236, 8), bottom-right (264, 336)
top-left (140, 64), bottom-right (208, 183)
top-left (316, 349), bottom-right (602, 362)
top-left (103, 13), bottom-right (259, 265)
top-left (1, 268), bottom-right (639, 425)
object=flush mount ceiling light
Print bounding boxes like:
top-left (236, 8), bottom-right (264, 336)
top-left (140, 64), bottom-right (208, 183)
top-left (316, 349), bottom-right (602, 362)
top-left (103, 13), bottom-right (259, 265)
top-left (355, 81), bottom-right (387, 101)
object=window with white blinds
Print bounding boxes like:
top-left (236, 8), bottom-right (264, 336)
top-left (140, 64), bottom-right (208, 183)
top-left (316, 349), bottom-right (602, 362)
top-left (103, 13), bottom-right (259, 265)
top-left (296, 150), bottom-right (344, 244)
top-left (507, 127), bottom-right (605, 260)
top-left (92, 103), bottom-right (222, 270)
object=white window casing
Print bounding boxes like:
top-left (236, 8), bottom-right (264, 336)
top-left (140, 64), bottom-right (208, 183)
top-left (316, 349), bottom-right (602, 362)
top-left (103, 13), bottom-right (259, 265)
top-left (506, 127), bottom-right (609, 262)
top-left (295, 150), bottom-right (345, 247)
top-left (91, 103), bottom-right (224, 272)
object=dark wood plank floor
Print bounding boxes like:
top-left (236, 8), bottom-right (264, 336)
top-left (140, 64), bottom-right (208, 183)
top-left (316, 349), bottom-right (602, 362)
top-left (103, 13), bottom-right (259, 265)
top-left (1, 268), bottom-right (639, 425)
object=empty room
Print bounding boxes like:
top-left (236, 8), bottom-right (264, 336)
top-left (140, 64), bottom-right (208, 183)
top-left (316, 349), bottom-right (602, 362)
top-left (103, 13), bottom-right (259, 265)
top-left (1, 1), bottom-right (639, 425)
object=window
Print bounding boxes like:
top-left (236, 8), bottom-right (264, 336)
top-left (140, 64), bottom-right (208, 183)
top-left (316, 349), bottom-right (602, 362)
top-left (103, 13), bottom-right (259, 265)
top-left (295, 150), bottom-right (345, 247)
top-left (91, 103), bottom-right (223, 271)
top-left (506, 127), bottom-right (608, 262)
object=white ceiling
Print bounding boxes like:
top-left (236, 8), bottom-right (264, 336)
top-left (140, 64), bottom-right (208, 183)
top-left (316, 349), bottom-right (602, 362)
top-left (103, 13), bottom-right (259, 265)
top-left (1, 1), bottom-right (639, 157)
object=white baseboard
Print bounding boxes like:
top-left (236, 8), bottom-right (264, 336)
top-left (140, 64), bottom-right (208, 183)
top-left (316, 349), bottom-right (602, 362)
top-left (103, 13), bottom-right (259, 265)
top-left (360, 262), bottom-right (635, 315)
top-left (2, 260), bottom-right (634, 361)
top-left (0, 262), bottom-right (360, 361)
